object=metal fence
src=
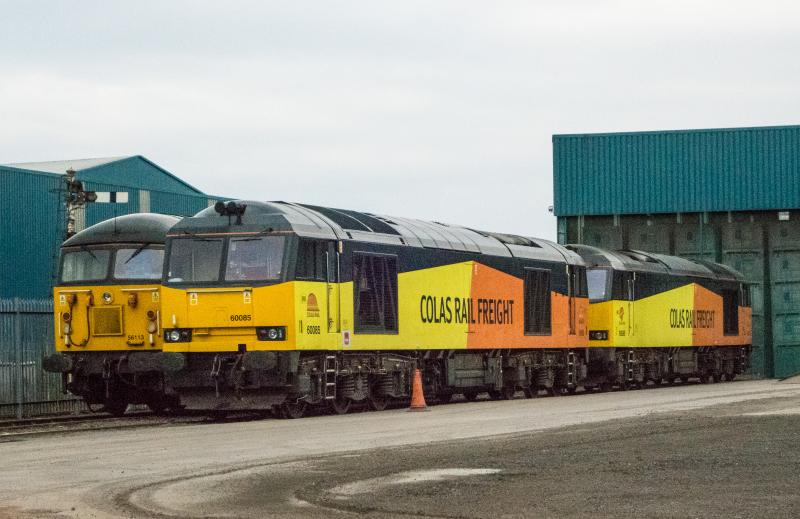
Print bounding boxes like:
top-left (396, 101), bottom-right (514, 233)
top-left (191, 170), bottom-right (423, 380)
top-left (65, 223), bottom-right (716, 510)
top-left (0, 298), bottom-right (82, 418)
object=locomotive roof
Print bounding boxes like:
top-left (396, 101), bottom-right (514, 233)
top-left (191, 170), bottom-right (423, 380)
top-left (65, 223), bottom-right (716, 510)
top-left (63, 213), bottom-right (181, 247)
top-left (567, 244), bottom-right (746, 282)
top-left (169, 200), bottom-right (583, 265)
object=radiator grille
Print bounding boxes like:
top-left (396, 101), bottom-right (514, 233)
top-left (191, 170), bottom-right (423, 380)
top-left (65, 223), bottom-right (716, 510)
top-left (92, 306), bottom-right (123, 336)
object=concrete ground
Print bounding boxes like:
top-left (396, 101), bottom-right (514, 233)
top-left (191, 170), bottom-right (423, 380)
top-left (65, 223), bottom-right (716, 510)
top-left (1, 379), bottom-right (800, 518)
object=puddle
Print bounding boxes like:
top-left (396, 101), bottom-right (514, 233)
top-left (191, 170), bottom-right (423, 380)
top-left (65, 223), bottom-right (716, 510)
top-left (329, 468), bottom-right (501, 498)
top-left (742, 407), bottom-right (800, 416)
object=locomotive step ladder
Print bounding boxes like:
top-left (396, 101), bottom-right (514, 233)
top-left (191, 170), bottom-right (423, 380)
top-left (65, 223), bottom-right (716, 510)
top-left (626, 349), bottom-right (635, 382)
top-left (323, 354), bottom-right (338, 400)
top-left (566, 350), bottom-right (576, 386)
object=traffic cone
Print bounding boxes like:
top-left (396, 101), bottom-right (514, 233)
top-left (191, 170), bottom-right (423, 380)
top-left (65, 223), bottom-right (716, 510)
top-left (408, 368), bottom-right (428, 411)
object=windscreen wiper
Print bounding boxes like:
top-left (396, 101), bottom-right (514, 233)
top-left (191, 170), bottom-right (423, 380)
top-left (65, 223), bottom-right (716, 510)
top-left (80, 245), bottom-right (98, 261)
top-left (125, 243), bottom-right (150, 264)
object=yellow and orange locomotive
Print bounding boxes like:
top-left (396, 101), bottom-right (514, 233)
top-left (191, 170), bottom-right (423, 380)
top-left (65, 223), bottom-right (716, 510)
top-left (154, 201), bottom-right (750, 417)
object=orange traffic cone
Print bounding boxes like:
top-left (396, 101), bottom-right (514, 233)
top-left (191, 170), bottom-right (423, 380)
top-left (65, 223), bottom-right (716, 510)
top-left (408, 368), bottom-right (428, 411)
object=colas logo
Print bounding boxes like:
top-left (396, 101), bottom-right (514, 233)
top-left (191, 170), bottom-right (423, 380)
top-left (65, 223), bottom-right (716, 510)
top-left (617, 307), bottom-right (625, 324)
top-left (307, 293), bottom-right (320, 317)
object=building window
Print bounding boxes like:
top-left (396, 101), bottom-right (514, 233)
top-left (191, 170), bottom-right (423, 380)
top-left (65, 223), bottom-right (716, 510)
top-left (353, 253), bottom-right (398, 333)
top-left (524, 268), bottom-right (551, 335)
top-left (295, 240), bottom-right (327, 281)
top-left (723, 288), bottom-right (739, 335)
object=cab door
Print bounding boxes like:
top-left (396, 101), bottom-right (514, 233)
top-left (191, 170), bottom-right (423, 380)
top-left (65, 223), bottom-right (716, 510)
top-left (567, 265), bottom-right (577, 335)
top-left (326, 242), bottom-right (341, 335)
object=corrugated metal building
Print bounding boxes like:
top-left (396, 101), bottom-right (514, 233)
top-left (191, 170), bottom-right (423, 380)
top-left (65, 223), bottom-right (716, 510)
top-left (552, 125), bottom-right (800, 378)
top-left (0, 155), bottom-right (219, 299)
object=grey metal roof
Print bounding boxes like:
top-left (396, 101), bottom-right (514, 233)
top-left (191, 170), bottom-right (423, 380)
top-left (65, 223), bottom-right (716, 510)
top-left (63, 213), bottom-right (181, 247)
top-left (5, 156), bottom-right (131, 174)
top-left (283, 202), bottom-right (579, 264)
top-left (568, 244), bottom-right (743, 281)
top-left (179, 201), bottom-right (582, 264)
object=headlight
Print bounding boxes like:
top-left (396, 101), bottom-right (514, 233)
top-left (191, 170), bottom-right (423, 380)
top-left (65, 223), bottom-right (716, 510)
top-left (146, 322), bottom-right (157, 334)
top-left (164, 329), bottom-right (192, 342)
top-left (256, 326), bottom-right (286, 341)
top-left (589, 330), bottom-right (609, 341)
top-left (102, 292), bottom-right (113, 304)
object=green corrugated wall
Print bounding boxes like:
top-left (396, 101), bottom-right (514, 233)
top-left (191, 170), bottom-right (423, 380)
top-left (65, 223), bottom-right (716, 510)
top-left (553, 125), bottom-right (800, 378)
top-left (0, 161), bottom-right (217, 299)
top-left (553, 125), bottom-right (800, 217)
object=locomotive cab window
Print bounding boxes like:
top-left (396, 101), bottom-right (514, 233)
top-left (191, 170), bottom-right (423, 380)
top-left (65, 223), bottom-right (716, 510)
top-left (60, 249), bottom-right (111, 282)
top-left (295, 239), bottom-right (328, 282)
top-left (524, 268), bottom-right (551, 335)
top-left (723, 288), bottom-right (739, 335)
top-left (167, 238), bottom-right (224, 283)
top-left (353, 253), bottom-right (398, 333)
top-left (113, 247), bottom-right (164, 280)
top-left (586, 268), bottom-right (611, 301)
top-left (225, 236), bottom-right (285, 282)
top-left (741, 283), bottom-right (751, 307)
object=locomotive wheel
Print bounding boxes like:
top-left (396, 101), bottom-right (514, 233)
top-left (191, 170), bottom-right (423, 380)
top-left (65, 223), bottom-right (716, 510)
top-left (463, 391), bottom-right (479, 402)
top-left (488, 390), bottom-right (502, 400)
top-left (599, 382), bottom-right (613, 392)
top-left (367, 393), bottom-right (389, 411)
top-left (437, 393), bottom-right (453, 405)
top-left (147, 395), bottom-right (180, 416)
top-left (146, 399), bottom-right (168, 416)
top-left (328, 396), bottom-right (351, 415)
top-left (523, 386), bottom-right (538, 398)
top-left (103, 399), bottom-right (129, 417)
top-left (501, 386), bottom-right (516, 400)
top-left (548, 387), bottom-right (561, 397)
top-left (713, 373), bottom-right (722, 383)
top-left (680, 376), bottom-right (690, 384)
top-left (567, 386), bottom-right (577, 395)
top-left (281, 401), bottom-right (307, 419)
top-left (724, 372), bottom-right (736, 382)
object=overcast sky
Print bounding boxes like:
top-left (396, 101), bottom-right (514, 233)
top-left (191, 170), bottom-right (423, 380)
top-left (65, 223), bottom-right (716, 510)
top-left (1, 1), bottom-right (799, 239)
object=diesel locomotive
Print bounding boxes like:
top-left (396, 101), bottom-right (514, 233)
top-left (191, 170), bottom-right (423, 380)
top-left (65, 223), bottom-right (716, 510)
top-left (43, 213), bottom-right (182, 415)
top-left (156, 201), bottom-right (751, 418)
top-left (570, 245), bottom-right (751, 387)
top-left (158, 201), bottom-right (590, 417)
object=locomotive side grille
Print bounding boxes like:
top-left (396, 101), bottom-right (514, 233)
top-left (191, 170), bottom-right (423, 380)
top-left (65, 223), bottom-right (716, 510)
top-left (92, 306), bottom-right (123, 336)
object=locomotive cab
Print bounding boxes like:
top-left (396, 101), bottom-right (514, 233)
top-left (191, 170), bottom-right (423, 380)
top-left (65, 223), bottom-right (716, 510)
top-left (44, 213), bottom-right (181, 415)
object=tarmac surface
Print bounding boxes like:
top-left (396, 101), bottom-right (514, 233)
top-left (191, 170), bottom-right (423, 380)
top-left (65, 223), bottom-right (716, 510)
top-left (2, 379), bottom-right (800, 518)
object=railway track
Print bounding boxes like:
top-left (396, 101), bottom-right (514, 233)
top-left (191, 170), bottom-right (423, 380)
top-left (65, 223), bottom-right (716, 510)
top-left (1, 376), bottom-right (747, 438)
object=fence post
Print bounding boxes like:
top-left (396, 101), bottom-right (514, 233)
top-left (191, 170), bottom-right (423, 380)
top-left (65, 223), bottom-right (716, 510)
top-left (14, 298), bottom-right (23, 419)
